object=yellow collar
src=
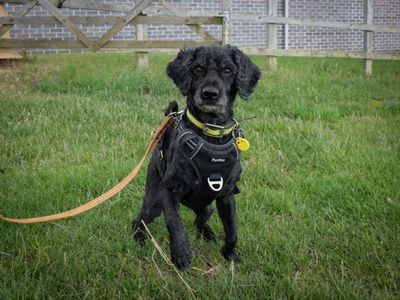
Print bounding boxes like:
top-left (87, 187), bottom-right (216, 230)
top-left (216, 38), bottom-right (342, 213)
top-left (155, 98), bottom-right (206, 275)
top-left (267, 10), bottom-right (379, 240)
top-left (186, 110), bottom-right (237, 137)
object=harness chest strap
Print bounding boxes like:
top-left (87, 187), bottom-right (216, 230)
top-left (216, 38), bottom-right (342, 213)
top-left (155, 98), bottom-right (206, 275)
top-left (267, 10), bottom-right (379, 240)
top-left (175, 123), bottom-right (240, 199)
top-left (0, 115), bottom-right (175, 224)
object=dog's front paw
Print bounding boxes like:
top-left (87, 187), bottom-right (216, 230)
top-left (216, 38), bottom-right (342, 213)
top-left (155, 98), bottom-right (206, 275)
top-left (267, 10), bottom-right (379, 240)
top-left (132, 220), bottom-right (146, 246)
top-left (170, 240), bottom-right (193, 270)
top-left (221, 245), bottom-right (241, 262)
top-left (133, 230), bottom-right (146, 246)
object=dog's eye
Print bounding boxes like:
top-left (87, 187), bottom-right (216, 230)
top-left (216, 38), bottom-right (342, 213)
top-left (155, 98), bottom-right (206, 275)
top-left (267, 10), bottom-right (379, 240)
top-left (193, 66), bottom-right (203, 74)
top-left (222, 68), bottom-right (233, 75)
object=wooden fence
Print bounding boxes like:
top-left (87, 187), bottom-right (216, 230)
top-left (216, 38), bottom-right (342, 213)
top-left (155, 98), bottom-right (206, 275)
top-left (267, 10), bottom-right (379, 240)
top-left (0, 0), bottom-right (399, 74)
top-left (241, 0), bottom-right (400, 74)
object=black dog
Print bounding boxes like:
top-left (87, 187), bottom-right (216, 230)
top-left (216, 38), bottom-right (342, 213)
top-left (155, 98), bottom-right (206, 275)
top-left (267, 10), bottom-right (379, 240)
top-left (132, 45), bottom-right (261, 270)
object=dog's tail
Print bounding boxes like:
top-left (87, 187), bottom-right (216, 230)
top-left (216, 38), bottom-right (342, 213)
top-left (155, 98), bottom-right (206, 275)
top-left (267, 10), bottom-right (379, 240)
top-left (164, 101), bottom-right (179, 116)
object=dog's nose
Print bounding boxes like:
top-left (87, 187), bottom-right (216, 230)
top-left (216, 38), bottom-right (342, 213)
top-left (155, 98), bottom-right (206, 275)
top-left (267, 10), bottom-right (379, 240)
top-left (201, 87), bottom-right (219, 100)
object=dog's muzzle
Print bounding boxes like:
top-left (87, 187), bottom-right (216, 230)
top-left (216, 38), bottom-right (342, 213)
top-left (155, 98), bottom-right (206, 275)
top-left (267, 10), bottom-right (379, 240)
top-left (194, 87), bottom-right (227, 113)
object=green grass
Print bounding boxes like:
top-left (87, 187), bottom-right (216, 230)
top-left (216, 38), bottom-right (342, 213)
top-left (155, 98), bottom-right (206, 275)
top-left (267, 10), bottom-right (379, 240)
top-left (1, 53), bottom-right (399, 299)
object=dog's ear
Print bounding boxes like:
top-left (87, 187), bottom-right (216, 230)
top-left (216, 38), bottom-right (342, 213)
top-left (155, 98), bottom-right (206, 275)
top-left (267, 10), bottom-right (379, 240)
top-left (232, 47), bottom-right (262, 100)
top-left (166, 48), bottom-right (196, 96)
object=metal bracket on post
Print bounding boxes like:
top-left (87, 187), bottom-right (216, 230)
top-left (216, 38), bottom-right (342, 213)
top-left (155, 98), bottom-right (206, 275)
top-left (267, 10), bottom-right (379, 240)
top-left (57, 0), bottom-right (66, 9)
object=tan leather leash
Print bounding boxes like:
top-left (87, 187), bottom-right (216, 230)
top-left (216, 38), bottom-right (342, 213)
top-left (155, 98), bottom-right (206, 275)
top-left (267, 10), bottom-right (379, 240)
top-left (0, 115), bottom-right (175, 224)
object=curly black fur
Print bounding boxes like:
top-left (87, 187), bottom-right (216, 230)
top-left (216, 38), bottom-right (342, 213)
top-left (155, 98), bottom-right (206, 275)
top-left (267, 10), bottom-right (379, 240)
top-left (132, 45), bottom-right (261, 270)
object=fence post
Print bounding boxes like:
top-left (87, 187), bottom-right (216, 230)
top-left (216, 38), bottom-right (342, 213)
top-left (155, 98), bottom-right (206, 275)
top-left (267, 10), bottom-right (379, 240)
top-left (364, 0), bottom-right (373, 75)
top-left (284, 0), bottom-right (289, 50)
top-left (266, 0), bottom-right (278, 71)
top-left (135, 13), bottom-right (148, 68)
top-left (222, 0), bottom-right (232, 45)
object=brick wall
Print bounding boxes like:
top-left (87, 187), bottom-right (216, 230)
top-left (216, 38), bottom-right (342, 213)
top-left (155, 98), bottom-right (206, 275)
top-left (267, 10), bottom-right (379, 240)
top-left (287, 0), bottom-right (400, 53)
top-left (373, 0), bottom-right (400, 52)
top-left (287, 0), bottom-right (364, 51)
top-left (4, 0), bottom-right (400, 55)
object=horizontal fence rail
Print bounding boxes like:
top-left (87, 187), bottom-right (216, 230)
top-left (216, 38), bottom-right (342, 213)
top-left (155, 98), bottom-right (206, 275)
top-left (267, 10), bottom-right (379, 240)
top-left (2, 0), bottom-right (135, 13)
top-left (233, 14), bottom-right (400, 34)
top-left (0, 16), bottom-right (223, 26)
top-left (0, 39), bottom-right (217, 49)
top-left (244, 48), bottom-right (400, 61)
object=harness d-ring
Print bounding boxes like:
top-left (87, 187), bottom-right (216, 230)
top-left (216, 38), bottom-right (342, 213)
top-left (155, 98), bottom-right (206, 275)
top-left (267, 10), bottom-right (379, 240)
top-left (207, 176), bottom-right (224, 192)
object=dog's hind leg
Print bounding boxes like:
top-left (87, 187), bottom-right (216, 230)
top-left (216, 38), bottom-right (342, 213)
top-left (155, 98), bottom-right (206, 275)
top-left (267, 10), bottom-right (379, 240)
top-left (193, 205), bottom-right (216, 242)
top-left (132, 199), bottom-right (162, 245)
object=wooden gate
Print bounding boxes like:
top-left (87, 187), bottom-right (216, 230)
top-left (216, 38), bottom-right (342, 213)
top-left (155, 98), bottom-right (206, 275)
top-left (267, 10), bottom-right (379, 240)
top-left (0, 0), bottom-right (229, 57)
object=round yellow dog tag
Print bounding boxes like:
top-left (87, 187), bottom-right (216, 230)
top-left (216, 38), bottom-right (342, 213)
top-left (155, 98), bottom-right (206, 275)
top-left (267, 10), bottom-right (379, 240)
top-left (236, 137), bottom-right (250, 151)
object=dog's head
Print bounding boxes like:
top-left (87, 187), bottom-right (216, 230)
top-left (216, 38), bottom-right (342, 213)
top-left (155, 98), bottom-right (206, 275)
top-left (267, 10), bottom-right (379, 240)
top-left (167, 45), bottom-right (261, 115)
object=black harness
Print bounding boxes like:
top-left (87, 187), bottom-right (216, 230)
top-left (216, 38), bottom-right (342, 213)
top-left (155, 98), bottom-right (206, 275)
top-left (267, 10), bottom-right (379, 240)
top-left (157, 113), bottom-right (242, 202)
